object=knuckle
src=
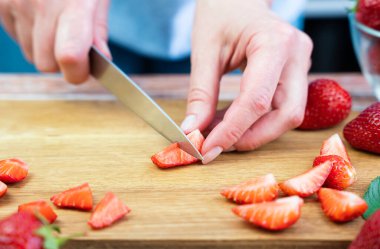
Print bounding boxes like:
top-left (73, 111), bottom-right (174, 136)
top-left (225, 125), bottom-right (245, 144)
top-left (270, 23), bottom-right (297, 47)
top-left (187, 86), bottom-right (213, 105)
top-left (287, 110), bottom-right (305, 128)
top-left (244, 92), bottom-right (271, 117)
top-left (298, 32), bottom-right (314, 54)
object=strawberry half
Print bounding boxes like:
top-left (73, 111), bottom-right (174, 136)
top-left (356, 0), bottom-right (380, 30)
top-left (88, 192), bottom-right (131, 229)
top-left (19, 200), bottom-right (57, 224)
top-left (279, 161), bottom-right (332, 197)
top-left (298, 79), bottom-right (351, 130)
top-left (0, 158), bottom-right (29, 183)
top-left (349, 209), bottom-right (380, 249)
top-left (0, 181), bottom-right (7, 198)
top-left (51, 183), bottom-right (93, 211)
top-left (320, 133), bottom-right (350, 162)
top-left (318, 188), bottom-right (368, 222)
top-left (151, 129), bottom-right (205, 168)
top-left (313, 155), bottom-right (356, 190)
top-left (221, 174), bottom-right (279, 204)
top-left (344, 102), bottom-right (380, 154)
top-left (232, 196), bottom-right (303, 231)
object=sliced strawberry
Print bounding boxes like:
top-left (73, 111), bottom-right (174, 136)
top-left (18, 200), bottom-right (57, 223)
top-left (318, 188), bottom-right (368, 222)
top-left (50, 183), bottom-right (93, 211)
top-left (151, 129), bottom-right (205, 168)
top-left (279, 161), bottom-right (332, 197)
top-left (320, 133), bottom-right (350, 162)
top-left (0, 158), bottom-right (29, 183)
top-left (221, 174), bottom-right (279, 204)
top-left (313, 155), bottom-right (356, 190)
top-left (88, 192), bottom-right (131, 229)
top-left (232, 196), bottom-right (303, 231)
top-left (0, 181), bottom-right (7, 198)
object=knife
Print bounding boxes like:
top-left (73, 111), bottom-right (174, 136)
top-left (89, 47), bottom-right (203, 160)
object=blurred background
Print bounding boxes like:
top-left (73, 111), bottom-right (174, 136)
top-left (0, 0), bottom-right (358, 74)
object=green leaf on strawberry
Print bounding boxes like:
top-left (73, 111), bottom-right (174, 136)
top-left (363, 176), bottom-right (380, 219)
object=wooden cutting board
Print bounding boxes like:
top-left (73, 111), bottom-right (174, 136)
top-left (0, 98), bottom-right (378, 249)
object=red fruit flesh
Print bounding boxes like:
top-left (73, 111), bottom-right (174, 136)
top-left (19, 200), bottom-right (58, 223)
top-left (151, 129), bottom-right (205, 168)
top-left (279, 161), bottom-right (332, 197)
top-left (320, 133), bottom-right (350, 162)
top-left (344, 102), bottom-right (380, 154)
top-left (88, 192), bottom-right (131, 229)
top-left (0, 158), bottom-right (29, 183)
top-left (0, 181), bottom-right (7, 198)
top-left (349, 209), bottom-right (380, 249)
top-left (318, 188), bottom-right (368, 222)
top-left (50, 183), bottom-right (93, 211)
top-left (313, 155), bottom-right (356, 190)
top-left (232, 196), bottom-right (304, 231)
top-left (221, 174), bottom-right (279, 204)
top-left (298, 79), bottom-right (351, 130)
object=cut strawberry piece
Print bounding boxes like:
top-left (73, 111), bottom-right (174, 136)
top-left (221, 174), bottom-right (279, 204)
top-left (18, 200), bottom-right (57, 224)
top-left (279, 161), bottom-right (332, 197)
top-left (349, 209), bottom-right (380, 249)
top-left (0, 181), bottom-right (7, 198)
top-left (151, 129), bottom-right (205, 168)
top-left (320, 133), bottom-right (350, 162)
top-left (0, 158), bottom-right (29, 183)
top-left (232, 196), bottom-right (303, 231)
top-left (313, 155), bottom-right (356, 190)
top-left (318, 188), bottom-right (368, 222)
top-left (88, 192), bottom-right (131, 229)
top-left (50, 183), bottom-right (93, 211)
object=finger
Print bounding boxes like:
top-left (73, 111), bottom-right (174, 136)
top-left (33, 3), bottom-right (60, 72)
top-left (0, 1), bottom-right (17, 40)
top-left (55, 0), bottom-right (97, 84)
top-left (201, 47), bottom-right (287, 164)
top-left (93, 0), bottom-right (111, 59)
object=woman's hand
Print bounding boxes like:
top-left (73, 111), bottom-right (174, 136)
top-left (0, 0), bottom-right (110, 83)
top-left (182, 0), bottom-right (313, 163)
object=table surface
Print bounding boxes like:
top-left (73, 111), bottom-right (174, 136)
top-left (0, 73), bottom-right (378, 249)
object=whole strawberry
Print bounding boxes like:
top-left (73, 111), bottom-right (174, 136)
top-left (349, 209), bottom-right (380, 249)
top-left (368, 41), bottom-right (380, 74)
top-left (298, 79), bottom-right (352, 130)
top-left (356, 0), bottom-right (380, 30)
top-left (344, 102), bottom-right (380, 154)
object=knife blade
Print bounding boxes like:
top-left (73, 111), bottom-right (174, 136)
top-left (89, 47), bottom-right (203, 160)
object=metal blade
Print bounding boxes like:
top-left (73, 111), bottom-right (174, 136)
top-left (89, 47), bottom-right (203, 160)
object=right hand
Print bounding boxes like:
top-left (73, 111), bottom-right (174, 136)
top-left (0, 0), bottom-right (110, 84)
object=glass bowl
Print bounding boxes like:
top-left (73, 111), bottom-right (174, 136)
top-left (349, 12), bottom-right (380, 100)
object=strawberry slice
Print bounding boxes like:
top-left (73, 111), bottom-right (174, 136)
top-left (0, 158), bottom-right (29, 183)
top-left (18, 200), bottom-right (57, 223)
top-left (279, 161), bottom-right (332, 197)
top-left (232, 196), bottom-right (303, 231)
top-left (50, 183), bottom-right (93, 211)
top-left (88, 192), bottom-right (131, 229)
top-left (151, 129), bottom-right (205, 168)
top-left (313, 155), bottom-right (356, 190)
top-left (320, 134), bottom-right (350, 162)
top-left (221, 174), bottom-right (279, 204)
top-left (0, 181), bottom-right (7, 198)
top-left (318, 188), bottom-right (368, 222)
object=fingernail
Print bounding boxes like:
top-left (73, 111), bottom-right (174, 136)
top-left (99, 41), bottom-right (112, 60)
top-left (181, 115), bottom-right (196, 132)
top-left (202, 146), bottom-right (223, 164)
top-left (224, 146), bottom-right (236, 152)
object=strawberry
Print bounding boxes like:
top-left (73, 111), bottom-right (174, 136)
top-left (356, 0), bottom-right (380, 30)
top-left (344, 102), bottom-right (380, 154)
top-left (313, 155), bottom-right (356, 190)
top-left (220, 174), bottom-right (279, 204)
top-left (19, 200), bottom-right (58, 223)
top-left (232, 196), bottom-right (304, 231)
top-left (298, 79), bottom-right (352, 130)
top-left (368, 41), bottom-right (380, 74)
top-left (151, 129), bottom-right (205, 168)
top-left (88, 192), bottom-right (131, 229)
top-left (349, 209), bottom-right (380, 249)
top-left (51, 182), bottom-right (93, 211)
top-left (318, 188), bottom-right (368, 222)
top-left (0, 158), bottom-right (29, 183)
top-left (320, 133), bottom-right (350, 162)
top-left (0, 181), bottom-right (7, 198)
top-left (279, 161), bottom-right (332, 197)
